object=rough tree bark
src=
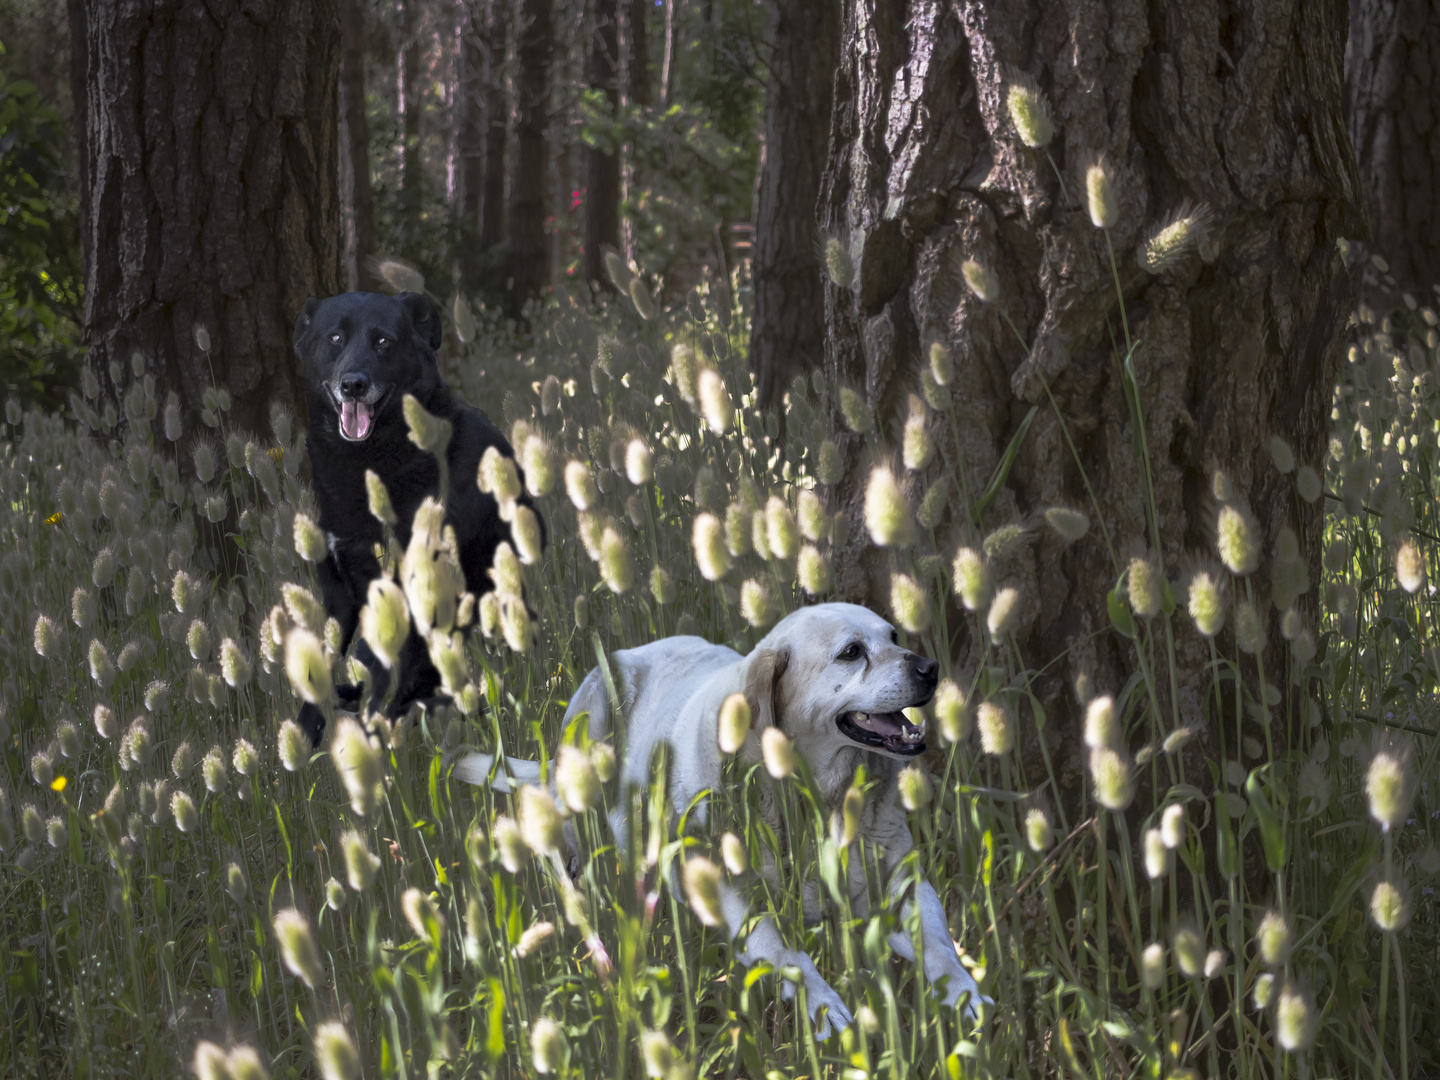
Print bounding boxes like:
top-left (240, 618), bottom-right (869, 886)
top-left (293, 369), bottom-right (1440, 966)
top-left (507, 0), bottom-right (552, 319)
top-left (750, 0), bottom-right (840, 412)
top-left (817, 2), bottom-right (1362, 813)
top-left (620, 0), bottom-right (649, 263)
top-left (1347, 0), bottom-right (1440, 291)
top-left (341, 0), bottom-right (376, 290)
top-left (67, 0), bottom-right (342, 439)
top-left (479, 0), bottom-right (508, 254)
top-left (583, 0), bottom-right (621, 291)
top-left (398, 0), bottom-right (424, 214)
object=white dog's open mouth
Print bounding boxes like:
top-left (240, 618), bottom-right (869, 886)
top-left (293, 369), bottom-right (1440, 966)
top-left (836, 710), bottom-right (926, 756)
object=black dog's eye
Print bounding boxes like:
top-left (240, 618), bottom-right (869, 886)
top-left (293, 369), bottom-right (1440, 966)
top-left (376, 335), bottom-right (389, 347)
top-left (328, 332), bottom-right (342, 344)
top-left (837, 642), bottom-right (866, 662)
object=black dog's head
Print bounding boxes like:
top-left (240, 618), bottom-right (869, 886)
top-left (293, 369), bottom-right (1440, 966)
top-left (292, 292), bottom-right (445, 444)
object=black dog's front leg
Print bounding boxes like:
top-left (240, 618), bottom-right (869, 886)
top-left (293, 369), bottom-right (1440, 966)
top-left (298, 547), bottom-right (372, 745)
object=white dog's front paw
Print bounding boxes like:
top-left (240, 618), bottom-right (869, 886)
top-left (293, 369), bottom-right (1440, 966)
top-left (776, 960), bottom-right (852, 1038)
top-left (936, 965), bottom-right (992, 1020)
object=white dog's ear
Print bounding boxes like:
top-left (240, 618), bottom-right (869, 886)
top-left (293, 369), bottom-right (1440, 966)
top-left (744, 647), bottom-right (791, 731)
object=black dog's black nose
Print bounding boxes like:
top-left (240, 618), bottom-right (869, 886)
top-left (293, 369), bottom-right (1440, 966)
top-left (339, 372), bottom-right (371, 400)
top-left (911, 655), bottom-right (939, 684)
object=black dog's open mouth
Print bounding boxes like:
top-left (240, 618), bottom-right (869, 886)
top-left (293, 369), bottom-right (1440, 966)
top-left (330, 388), bottom-right (388, 442)
top-left (836, 710), bottom-right (926, 755)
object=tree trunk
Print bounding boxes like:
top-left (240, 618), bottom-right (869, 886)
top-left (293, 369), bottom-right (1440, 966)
top-left (341, 0), bottom-right (376, 290)
top-left (660, 0), bottom-right (675, 106)
top-left (458, 0), bottom-right (485, 241)
top-left (479, 0), bottom-right (509, 254)
top-left (398, 0), bottom-right (424, 214)
top-left (583, 0), bottom-right (621, 290)
top-left (620, 0), bottom-right (649, 263)
top-left (507, 0), bottom-right (552, 320)
top-left (817, 1), bottom-right (1362, 818)
top-left (1347, 0), bottom-right (1440, 292)
top-left (68, 0), bottom-right (342, 440)
top-left (750, 0), bottom-right (839, 413)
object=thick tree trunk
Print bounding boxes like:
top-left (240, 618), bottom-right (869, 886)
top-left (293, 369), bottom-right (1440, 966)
top-left (341, 0), bottom-right (376, 290)
top-left (620, 0), bottom-right (649, 263)
top-left (479, 0), bottom-right (509, 254)
top-left (750, 0), bottom-right (839, 412)
top-left (68, 0), bottom-right (342, 440)
top-left (398, 0), bottom-right (424, 214)
top-left (818, 2), bottom-right (1362, 815)
top-left (1347, 0), bottom-right (1440, 291)
top-left (583, 0), bottom-right (621, 291)
top-left (458, 0), bottom-right (485, 241)
top-left (507, 0), bottom-right (552, 320)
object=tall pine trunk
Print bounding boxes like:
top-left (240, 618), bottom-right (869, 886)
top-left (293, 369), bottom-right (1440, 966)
top-left (507, 0), bottom-right (552, 320)
top-left (817, 1), bottom-right (1362, 814)
top-left (340, 0), bottom-right (376, 290)
top-left (583, 0), bottom-right (621, 291)
top-left (68, 0), bottom-right (342, 439)
top-left (479, 0), bottom-right (509, 254)
top-left (1347, 0), bottom-right (1440, 291)
top-left (750, 0), bottom-right (839, 412)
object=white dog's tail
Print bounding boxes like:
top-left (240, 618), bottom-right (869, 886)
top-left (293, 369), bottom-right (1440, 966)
top-left (449, 752), bottom-right (543, 792)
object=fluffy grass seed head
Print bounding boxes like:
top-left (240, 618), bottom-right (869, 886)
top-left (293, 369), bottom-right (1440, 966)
top-left (1215, 503), bottom-right (1259, 575)
top-left (364, 469), bottom-right (397, 525)
top-left (555, 744), bottom-right (601, 814)
top-left (1256, 910), bottom-right (1292, 966)
top-left (953, 546), bottom-right (992, 611)
top-left (359, 578), bottom-right (409, 669)
top-left (766, 497), bottom-right (800, 559)
top-left (284, 627), bottom-right (332, 705)
top-left (1084, 694), bottom-right (1120, 750)
top-left (761, 727), bottom-right (794, 779)
top-left (682, 857), bottom-right (725, 927)
top-left (565, 460), bottom-right (599, 511)
top-left (193, 1042), bottom-right (229, 1080)
top-left (1365, 744), bottom-right (1416, 830)
top-left (518, 784), bottom-right (564, 856)
top-left (1254, 972), bottom-right (1277, 1010)
top-left (797, 544), bottom-right (831, 595)
top-left (331, 717), bottom-right (383, 817)
top-left (219, 637), bottom-right (252, 688)
top-left (531, 1017), bottom-right (565, 1075)
top-left (929, 341), bottom-right (954, 386)
top-left (342, 829), bottom-right (380, 891)
top-left (840, 386), bottom-right (873, 434)
top-left (1161, 803), bottom-right (1186, 848)
top-left (202, 746), bottom-right (228, 793)
top-left (1089, 747), bottom-right (1134, 811)
top-left (493, 815), bottom-right (525, 873)
top-left (1205, 949), bottom-right (1226, 979)
top-left (33, 614), bottom-right (59, 658)
top-left (691, 513), bottom-right (731, 581)
top-left (478, 446), bottom-right (522, 504)
top-left (890, 572), bottom-right (932, 634)
top-left (313, 1022), bottom-right (361, 1080)
top-left (1396, 541), bottom-right (1426, 593)
top-left (1295, 465), bottom-right (1322, 504)
top-left (1139, 203), bottom-right (1210, 274)
top-left (962, 259), bottom-right (1000, 303)
top-left (1044, 506), bottom-right (1090, 541)
top-left (698, 369), bottom-right (733, 434)
top-left (1275, 982), bottom-right (1316, 1052)
top-left (796, 489), bottom-right (828, 542)
top-left (1173, 924), bottom-right (1205, 978)
top-left (520, 435), bottom-right (556, 497)
top-left (987, 586), bottom-right (1021, 639)
top-left (1025, 807), bottom-right (1053, 852)
top-left (277, 719), bottom-right (309, 772)
top-left (935, 680), bottom-right (971, 743)
top-left (640, 1031), bottom-right (673, 1079)
top-left (1187, 570), bottom-right (1226, 636)
top-left (1235, 601), bottom-right (1264, 654)
top-left (717, 693), bottom-right (751, 755)
top-left (721, 832), bottom-right (748, 875)
top-left (71, 587), bottom-right (95, 630)
top-left (1006, 78), bottom-right (1055, 147)
top-left (903, 409), bottom-right (933, 471)
top-left (1144, 828), bottom-right (1169, 879)
top-left (273, 908), bottom-right (325, 988)
top-left (1085, 160), bottom-right (1119, 228)
top-left (599, 527), bottom-right (634, 594)
top-left (740, 577), bottom-right (774, 628)
top-left (1127, 557), bottom-right (1162, 619)
top-left (1141, 942), bottom-right (1165, 989)
top-left (825, 236), bottom-right (855, 288)
top-left (293, 513), bottom-right (325, 562)
top-left (1370, 878), bottom-right (1412, 931)
top-left (898, 765), bottom-right (931, 812)
top-left (1269, 436), bottom-right (1296, 474)
top-left (817, 440), bottom-right (843, 485)
top-left (625, 438), bottom-right (653, 486)
top-left (512, 504), bottom-right (544, 565)
top-left (402, 887), bottom-right (444, 944)
top-left (858, 466), bottom-right (915, 550)
top-left (977, 700), bottom-right (1015, 756)
top-left (232, 738), bottom-right (258, 777)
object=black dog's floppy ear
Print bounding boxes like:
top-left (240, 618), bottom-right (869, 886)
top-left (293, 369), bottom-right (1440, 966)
top-left (744, 647), bottom-right (791, 733)
top-left (397, 291), bottom-right (443, 351)
top-left (293, 297), bottom-right (321, 357)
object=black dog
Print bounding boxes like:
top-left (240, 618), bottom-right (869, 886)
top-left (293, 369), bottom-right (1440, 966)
top-left (291, 290), bottom-right (539, 744)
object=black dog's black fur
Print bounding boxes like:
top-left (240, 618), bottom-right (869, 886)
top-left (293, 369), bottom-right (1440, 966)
top-left (292, 291), bottom-right (539, 744)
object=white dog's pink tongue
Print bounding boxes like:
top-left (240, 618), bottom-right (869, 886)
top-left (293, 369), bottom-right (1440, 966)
top-left (854, 711), bottom-right (906, 736)
top-left (340, 401), bottom-right (373, 440)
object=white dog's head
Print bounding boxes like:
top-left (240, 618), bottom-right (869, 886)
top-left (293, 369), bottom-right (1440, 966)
top-left (743, 603), bottom-right (939, 778)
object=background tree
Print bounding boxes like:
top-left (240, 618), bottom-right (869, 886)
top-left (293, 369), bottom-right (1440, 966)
top-left (582, 0), bottom-right (621, 291)
top-left (1347, 0), bottom-right (1440, 292)
top-left (749, 0), bottom-right (839, 412)
top-left (340, 0), bottom-right (376, 290)
top-left (479, 0), bottom-right (509, 256)
top-left (66, 0), bottom-right (342, 438)
top-left (507, 0), bottom-right (553, 318)
top-left (816, 1), bottom-right (1363, 810)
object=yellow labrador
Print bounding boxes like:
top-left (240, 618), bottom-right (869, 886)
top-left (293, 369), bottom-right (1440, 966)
top-left (455, 602), bottom-right (987, 1035)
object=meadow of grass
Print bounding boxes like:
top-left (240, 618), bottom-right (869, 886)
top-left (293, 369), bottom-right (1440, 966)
top-left (1, 239), bottom-right (1437, 1080)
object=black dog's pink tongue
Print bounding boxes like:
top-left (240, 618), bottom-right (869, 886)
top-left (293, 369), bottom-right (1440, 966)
top-left (340, 401), bottom-right (373, 440)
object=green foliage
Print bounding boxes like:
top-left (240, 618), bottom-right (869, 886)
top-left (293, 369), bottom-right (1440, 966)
top-left (0, 46), bottom-right (83, 408)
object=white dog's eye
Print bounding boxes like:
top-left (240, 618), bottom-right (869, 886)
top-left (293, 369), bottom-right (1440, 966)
top-left (837, 642), bottom-right (866, 662)
top-left (329, 332), bottom-right (342, 344)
